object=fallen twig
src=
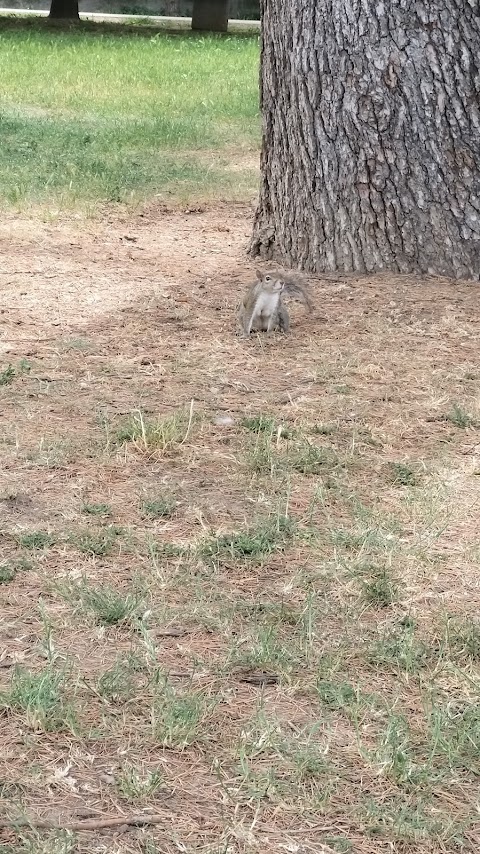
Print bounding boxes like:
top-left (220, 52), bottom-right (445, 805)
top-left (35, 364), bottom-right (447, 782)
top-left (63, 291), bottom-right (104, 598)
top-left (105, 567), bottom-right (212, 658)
top-left (0, 812), bottom-right (170, 832)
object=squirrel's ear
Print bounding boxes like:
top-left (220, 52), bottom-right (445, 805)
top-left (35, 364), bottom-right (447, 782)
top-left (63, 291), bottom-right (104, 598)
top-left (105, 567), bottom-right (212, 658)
top-left (255, 269), bottom-right (263, 281)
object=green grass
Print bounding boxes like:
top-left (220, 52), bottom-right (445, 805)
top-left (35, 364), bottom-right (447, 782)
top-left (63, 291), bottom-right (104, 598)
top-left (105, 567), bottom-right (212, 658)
top-left (0, 364), bottom-right (16, 385)
top-left (388, 461), bottom-right (421, 486)
top-left (81, 501), bottom-right (112, 516)
top-left (97, 656), bottom-right (138, 700)
top-left (0, 360), bottom-right (31, 387)
top-left (117, 763), bottom-right (164, 801)
top-left (240, 414), bottom-right (277, 433)
top-left (0, 666), bottom-right (77, 732)
top-left (0, 558), bottom-right (32, 584)
top-left (445, 404), bottom-right (478, 429)
top-left (0, 19), bottom-right (260, 210)
top-left (246, 424), bottom-right (341, 479)
top-left (368, 620), bottom-right (431, 675)
top-left (116, 408), bottom-right (194, 454)
top-left (152, 679), bottom-right (215, 748)
top-left (361, 570), bottom-right (398, 607)
top-left (0, 564), bottom-right (17, 583)
top-left (0, 829), bottom-right (76, 854)
top-left (443, 615), bottom-right (480, 661)
top-left (57, 577), bottom-right (144, 624)
top-left (71, 527), bottom-right (122, 555)
top-left (200, 515), bottom-right (294, 566)
top-left (18, 531), bottom-right (56, 550)
top-left (141, 495), bottom-right (177, 518)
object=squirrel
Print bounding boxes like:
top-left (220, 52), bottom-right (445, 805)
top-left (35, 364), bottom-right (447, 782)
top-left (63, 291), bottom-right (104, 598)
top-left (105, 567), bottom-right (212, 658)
top-left (238, 268), bottom-right (313, 336)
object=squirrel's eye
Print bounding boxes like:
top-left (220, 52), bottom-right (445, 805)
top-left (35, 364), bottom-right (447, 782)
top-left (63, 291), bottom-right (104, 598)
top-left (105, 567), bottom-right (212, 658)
top-left (265, 275), bottom-right (271, 281)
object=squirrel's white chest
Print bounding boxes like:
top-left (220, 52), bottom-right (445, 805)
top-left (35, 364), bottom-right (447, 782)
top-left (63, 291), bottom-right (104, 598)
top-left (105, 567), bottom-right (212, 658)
top-left (253, 291), bottom-right (280, 317)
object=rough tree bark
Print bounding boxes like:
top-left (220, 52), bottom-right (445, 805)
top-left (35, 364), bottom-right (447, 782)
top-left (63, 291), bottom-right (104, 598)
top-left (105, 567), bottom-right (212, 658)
top-left (250, 1), bottom-right (480, 280)
top-left (192, 0), bottom-right (229, 33)
top-left (49, 0), bottom-right (79, 19)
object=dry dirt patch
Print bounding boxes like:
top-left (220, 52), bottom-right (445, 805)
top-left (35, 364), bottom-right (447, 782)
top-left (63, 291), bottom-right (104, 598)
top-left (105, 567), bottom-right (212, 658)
top-left (0, 203), bottom-right (479, 853)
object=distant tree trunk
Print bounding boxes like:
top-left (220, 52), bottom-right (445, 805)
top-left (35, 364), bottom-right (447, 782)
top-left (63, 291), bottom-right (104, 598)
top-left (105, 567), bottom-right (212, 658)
top-left (192, 0), bottom-right (229, 33)
top-left (49, 0), bottom-right (79, 19)
top-left (250, 1), bottom-right (480, 280)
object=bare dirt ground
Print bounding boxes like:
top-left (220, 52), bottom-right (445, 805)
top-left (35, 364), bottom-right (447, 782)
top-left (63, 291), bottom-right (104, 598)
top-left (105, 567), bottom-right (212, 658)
top-left (0, 203), bottom-right (479, 853)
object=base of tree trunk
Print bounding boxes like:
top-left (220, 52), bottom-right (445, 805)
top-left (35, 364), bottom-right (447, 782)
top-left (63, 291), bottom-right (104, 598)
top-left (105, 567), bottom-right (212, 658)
top-left (48, 0), bottom-right (79, 19)
top-left (251, 1), bottom-right (480, 281)
top-left (192, 0), bottom-right (228, 33)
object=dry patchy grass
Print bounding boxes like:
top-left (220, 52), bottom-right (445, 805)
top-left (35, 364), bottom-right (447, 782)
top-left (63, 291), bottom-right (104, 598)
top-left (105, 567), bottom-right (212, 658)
top-left (0, 203), bottom-right (480, 853)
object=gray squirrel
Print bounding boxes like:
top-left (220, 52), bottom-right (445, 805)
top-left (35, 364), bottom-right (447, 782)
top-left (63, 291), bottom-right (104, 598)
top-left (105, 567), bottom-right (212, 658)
top-left (238, 268), bottom-right (313, 335)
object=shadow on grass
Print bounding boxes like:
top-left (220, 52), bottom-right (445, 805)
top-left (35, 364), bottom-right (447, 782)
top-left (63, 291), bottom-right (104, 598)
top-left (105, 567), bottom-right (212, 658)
top-left (0, 14), bottom-right (259, 40)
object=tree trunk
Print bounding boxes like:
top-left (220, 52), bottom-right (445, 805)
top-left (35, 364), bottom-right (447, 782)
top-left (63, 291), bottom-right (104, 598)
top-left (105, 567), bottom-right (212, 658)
top-left (49, 0), bottom-right (79, 19)
top-left (250, 1), bottom-right (480, 280)
top-left (192, 0), bottom-right (229, 33)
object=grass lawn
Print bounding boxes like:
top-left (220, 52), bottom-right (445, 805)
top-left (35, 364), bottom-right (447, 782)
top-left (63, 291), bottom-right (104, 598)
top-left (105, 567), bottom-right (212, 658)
top-left (0, 17), bottom-right (260, 210)
top-left (0, 16), bottom-right (479, 854)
